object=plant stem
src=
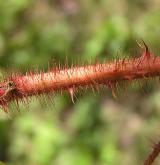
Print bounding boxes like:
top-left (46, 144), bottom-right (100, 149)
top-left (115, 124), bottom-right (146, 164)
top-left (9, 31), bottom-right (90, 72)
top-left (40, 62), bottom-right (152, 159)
top-left (0, 42), bottom-right (160, 112)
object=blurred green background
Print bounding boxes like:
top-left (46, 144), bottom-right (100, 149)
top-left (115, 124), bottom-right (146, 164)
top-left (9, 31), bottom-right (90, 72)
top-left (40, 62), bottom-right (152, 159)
top-left (0, 0), bottom-right (160, 165)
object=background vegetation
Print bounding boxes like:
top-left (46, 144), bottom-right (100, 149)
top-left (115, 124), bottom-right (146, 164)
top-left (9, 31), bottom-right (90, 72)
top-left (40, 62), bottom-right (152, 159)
top-left (0, 0), bottom-right (160, 164)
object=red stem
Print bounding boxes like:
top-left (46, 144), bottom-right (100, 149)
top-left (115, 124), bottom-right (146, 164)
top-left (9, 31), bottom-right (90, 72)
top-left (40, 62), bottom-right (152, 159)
top-left (11, 56), bottom-right (159, 94)
top-left (0, 42), bottom-right (160, 112)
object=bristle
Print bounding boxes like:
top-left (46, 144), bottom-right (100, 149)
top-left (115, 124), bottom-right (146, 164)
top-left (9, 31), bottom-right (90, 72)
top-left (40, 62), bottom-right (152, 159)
top-left (107, 82), bottom-right (117, 99)
top-left (68, 87), bottom-right (75, 103)
top-left (1, 102), bottom-right (8, 113)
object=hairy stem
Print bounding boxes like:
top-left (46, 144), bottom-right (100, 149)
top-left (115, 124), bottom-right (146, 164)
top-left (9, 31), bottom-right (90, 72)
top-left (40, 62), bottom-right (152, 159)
top-left (0, 42), bottom-right (160, 112)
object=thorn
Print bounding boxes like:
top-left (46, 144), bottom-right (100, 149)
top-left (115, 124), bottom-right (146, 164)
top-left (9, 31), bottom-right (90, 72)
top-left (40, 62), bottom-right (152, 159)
top-left (68, 87), bottom-right (75, 103)
top-left (142, 40), bottom-right (150, 59)
top-left (136, 40), bottom-right (151, 59)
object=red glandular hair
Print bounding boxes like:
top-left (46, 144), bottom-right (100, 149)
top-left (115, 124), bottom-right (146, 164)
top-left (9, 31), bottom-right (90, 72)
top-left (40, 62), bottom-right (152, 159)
top-left (0, 41), bottom-right (160, 113)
